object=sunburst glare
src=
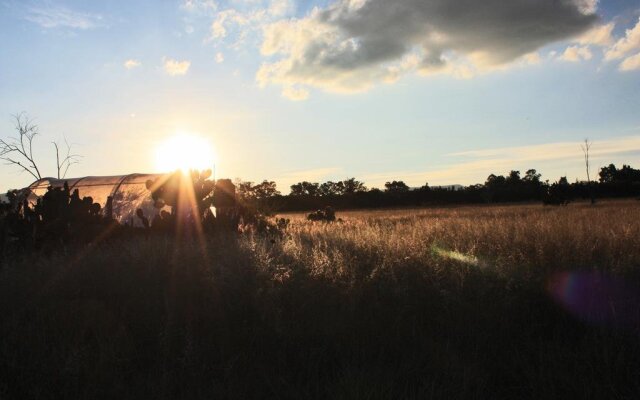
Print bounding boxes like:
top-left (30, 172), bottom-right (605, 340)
top-left (155, 133), bottom-right (215, 173)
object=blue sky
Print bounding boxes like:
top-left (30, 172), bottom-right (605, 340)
top-left (1, 0), bottom-right (640, 192)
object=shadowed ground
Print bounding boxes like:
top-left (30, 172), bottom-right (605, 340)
top-left (1, 201), bottom-right (640, 399)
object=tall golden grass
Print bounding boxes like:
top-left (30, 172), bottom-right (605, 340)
top-left (263, 200), bottom-right (640, 281)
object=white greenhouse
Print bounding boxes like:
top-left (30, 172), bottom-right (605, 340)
top-left (26, 173), bottom-right (167, 225)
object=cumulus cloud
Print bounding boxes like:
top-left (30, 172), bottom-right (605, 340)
top-left (560, 45), bottom-right (593, 62)
top-left (605, 17), bottom-right (640, 61)
top-left (163, 58), bottom-right (191, 75)
top-left (207, 0), bottom-right (293, 45)
top-left (620, 53), bottom-right (640, 71)
top-left (124, 59), bottom-right (141, 69)
top-left (256, 0), bottom-right (598, 97)
top-left (576, 22), bottom-right (614, 46)
top-left (25, 5), bottom-right (103, 29)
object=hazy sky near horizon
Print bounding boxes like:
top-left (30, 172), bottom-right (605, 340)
top-left (1, 0), bottom-right (640, 192)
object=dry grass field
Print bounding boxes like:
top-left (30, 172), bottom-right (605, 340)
top-left (277, 200), bottom-right (640, 278)
top-left (2, 200), bottom-right (640, 399)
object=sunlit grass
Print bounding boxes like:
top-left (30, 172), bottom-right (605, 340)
top-left (272, 200), bottom-right (640, 281)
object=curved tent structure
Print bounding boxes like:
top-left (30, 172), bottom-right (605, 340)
top-left (27, 173), bottom-right (168, 225)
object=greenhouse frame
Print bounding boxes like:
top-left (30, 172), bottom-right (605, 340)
top-left (27, 173), bottom-right (168, 225)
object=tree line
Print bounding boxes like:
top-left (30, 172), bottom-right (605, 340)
top-left (235, 164), bottom-right (640, 212)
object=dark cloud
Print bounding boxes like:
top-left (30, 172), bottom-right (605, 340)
top-left (258, 0), bottom-right (599, 97)
top-left (320, 0), bottom-right (598, 66)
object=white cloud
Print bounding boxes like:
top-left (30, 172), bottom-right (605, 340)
top-left (559, 45), bottom-right (593, 62)
top-left (215, 52), bottom-right (225, 63)
top-left (620, 52), bottom-right (640, 71)
top-left (605, 17), bottom-right (640, 60)
top-left (25, 5), bottom-right (103, 30)
top-left (124, 59), bottom-right (141, 69)
top-left (163, 58), bottom-right (191, 75)
top-left (256, 0), bottom-right (598, 98)
top-left (576, 22), bottom-right (614, 46)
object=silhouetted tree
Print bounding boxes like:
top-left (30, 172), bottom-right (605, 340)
top-left (599, 164), bottom-right (640, 184)
top-left (342, 178), bottom-right (367, 194)
top-left (290, 181), bottom-right (320, 196)
top-left (319, 181), bottom-right (345, 196)
top-left (253, 180), bottom-right (280, 199)
top-left (544, 176), bottom-right (571, 205)
top-left (235, 180), bottom-right (256, 201)
top-left (523, 169), bottom-right (542, 183)
top-left (506, 170), bottom-right (521, 185)
top-left (384, 181), bottom-right (409, 193)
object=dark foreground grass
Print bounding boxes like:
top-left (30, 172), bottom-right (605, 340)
top-left (1, 203), bottom-right (640, 399)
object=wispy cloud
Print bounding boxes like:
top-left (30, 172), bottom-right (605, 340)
top-left (163, 57), bottom-right (191, 75)
top-left (360, 136), bottom-right (640, 188)
top-left (25, 5), bottom-right (103, 30)
top-left (124, 59), bottom-right (141, 69)
top-left (447, 136), bottom-right (640, 161)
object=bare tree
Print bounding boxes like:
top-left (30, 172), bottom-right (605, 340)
top-left (53, 137), bottom-right (80, 179)
top-left (0, 112), bottom-right (80, 181)
top-left (0, 113), bottom-right (43, 180)
top-left (581, 138), bottom-right (595, 204)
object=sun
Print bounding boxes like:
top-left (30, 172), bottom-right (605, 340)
top-left (155, 133), bottom-right (216, 173)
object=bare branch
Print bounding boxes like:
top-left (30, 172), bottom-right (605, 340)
top-left (53, 136), bottom-right (81, 179)
top-left (53, 141), bottom-right (60, 179)
top-left (581, 138), bottom-right (592, 183)
top-left (581, 138), bottom-right (595, 204)
top-left (0, 113), bottom-right (42, 180)
top-left (1, 158), bottom-right (40, 181)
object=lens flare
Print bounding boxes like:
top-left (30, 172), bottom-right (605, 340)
top-left (547, 271), bottom-right (640, 329)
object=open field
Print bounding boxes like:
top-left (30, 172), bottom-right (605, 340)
top-left (2, 201), bottom-right (640, 399)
